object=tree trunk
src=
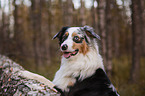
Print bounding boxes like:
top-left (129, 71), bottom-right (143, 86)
top-left (67, 0), bottom-right (73, 26)
top-left (130, 0), bottom-right (142, 83)
top-left (140, 0), bottom-right (145, 56)
top-left (91, 0), bottom-right (98, 32)
top-left (0, 55), bottom-right (60, 95)
top-left (41, 0), bottom-right (51, 66)
top-left (0, 0), bottom-right (11, 56)
top-left (105, 0), bottom-right (112, 76)
top-left (62, 0), bottom-right (73, 26)
top-left (13, 0), bottom-right (23, 56)
top-left (0, 2), bottom-right (6, 54)
top-left (97, 0), bottom-right (107, 68)
top-left (112, 0), bottom-right (120, 57)
top-left (80, 0), bottom-right (86, 26)
top-left (31, 0), bottom-right (42, 71)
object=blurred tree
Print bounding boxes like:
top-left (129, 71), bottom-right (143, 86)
top-left (47, 0), bottom-right (52, 35)
top-left (106, 0), bottom-right (113, 76)
top-left (13, 0), bottom-right (24, 57)
top-left (97, 0), bottom-right (107, 68)
top-left (0, 0), bottom-right (11, 56)
top-left (130, 0), bottom-right (143, 83)
top-left (91, 0), bottom-right (98, 36)
top-left (140, 0), bottom-right (145, 56)
top-left (31, 0), bottom-right (42, 71)
top-left (67, 0), bottom-right (74, 26)
top-left (80, 0), bottom-right (86, 26)
top-left (111, 0), bottom-right (120, 57)
top-left (119, 0), bottom-right (132, 55)
top-left (41, 0), bottom-right (51, 65)
top-left (61, 0), bottom-right (74, 26)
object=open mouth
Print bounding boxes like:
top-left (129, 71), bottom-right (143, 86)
top-left (63, 49), bottom-right (79, 59)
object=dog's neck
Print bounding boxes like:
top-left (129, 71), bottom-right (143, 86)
top-left (53, 42), bottom-right (104, 92)
top-left (61, 46), bottom-right (104, 78)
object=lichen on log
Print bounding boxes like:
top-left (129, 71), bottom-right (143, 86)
top-left (0, 55), bottom-right (60, 96)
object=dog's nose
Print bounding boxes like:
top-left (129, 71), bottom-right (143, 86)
top-left (62, 44), bottom-right (68, 50)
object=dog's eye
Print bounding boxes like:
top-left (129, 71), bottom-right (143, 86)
top-left (73, 36), bottom-right (82, 43)
top-left (73, 36), bottom-right (79, 41)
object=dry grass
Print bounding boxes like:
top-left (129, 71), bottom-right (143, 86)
top-left (111, 56), bottom-right (145, 96)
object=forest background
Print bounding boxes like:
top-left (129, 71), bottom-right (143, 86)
top-left (0, 0), bottom-right (144, 95)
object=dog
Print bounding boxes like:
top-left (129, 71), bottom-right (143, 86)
top-left (52, 26), bottom-right (119, 96)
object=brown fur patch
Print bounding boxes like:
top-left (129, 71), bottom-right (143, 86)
top-left (72, 32), bottom-right (77, 37)
top-left (64, 76), bottom-right (74, 87)
top-left (65, 32), bottom-right (69, 36)
top-left (68, 81), bottom-right (74, 87)
top-left (72, 40), bottom-right (89, 55)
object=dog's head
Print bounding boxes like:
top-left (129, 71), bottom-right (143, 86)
top-left (53, 26), bottom-right (100, 59)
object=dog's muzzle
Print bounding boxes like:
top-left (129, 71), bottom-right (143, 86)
top-left (61, 44), bottom-right (68, 50)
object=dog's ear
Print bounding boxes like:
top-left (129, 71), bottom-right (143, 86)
top-left (52, 27), bottom-right (70, 39)
top-left (81, 25), bottom-right (101, 40)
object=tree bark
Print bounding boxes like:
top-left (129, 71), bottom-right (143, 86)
top-left (112, 0), bottom-right (120, 57)
top-left (105, 0), bottom-right (112, 76)
top-left (130, 0), bottom-right (142, 83)
top-left (140, 0), bottom-right (145, 56)
top-left (67, 0), bottom-right (73, 26)
top-left (41, 0), bottom-right (51, 65)
top-left (31, 0), bottom-right (42, 71)
top-left (13, 0), bottom-right (24, 56)
top-left (97, 0), bottom-right (107, 68)
top-left (0, 0), bottom-right (11, 56)
top-left (80, 0), bottom-right (86, 26)
top-left (0, 2), bottom-right (6, 54)
top-left (91, 0), bottom-right (98, 33)
top-left (62, 0), bottom-right (73, 26)
top-left (0, 55), bottom-right (60, 95)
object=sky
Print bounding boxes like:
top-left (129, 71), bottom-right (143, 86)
top-left (73, 0), bottom-right (93, 9)
top-left (72, 0), bottom-right (124, 9)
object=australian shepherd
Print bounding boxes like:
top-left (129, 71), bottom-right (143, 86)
top-left (52, 26), bottom-right (119, 96)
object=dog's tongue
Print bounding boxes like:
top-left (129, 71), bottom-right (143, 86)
top-left (72, 51), bottom-right (76, 55)
top-left (63, 53), bottom-right (71, 58)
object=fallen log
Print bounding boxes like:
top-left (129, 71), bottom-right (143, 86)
top-left (0, 55), bottom-right (60, 96)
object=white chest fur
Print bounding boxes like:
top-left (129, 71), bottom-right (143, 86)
top-left (52, 47), bottom-right (104, 92)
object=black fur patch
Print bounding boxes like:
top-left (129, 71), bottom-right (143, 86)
top-left (56, 68), bottom-right (119, 96)
top-left (58, 27), bottom-right (69, 45)
top-left (54, 86), bottom-right (65, 96)
top-left (53, 27), bottom-right (70, 45)
top-left (84, 35), bottom-right (89, 43)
